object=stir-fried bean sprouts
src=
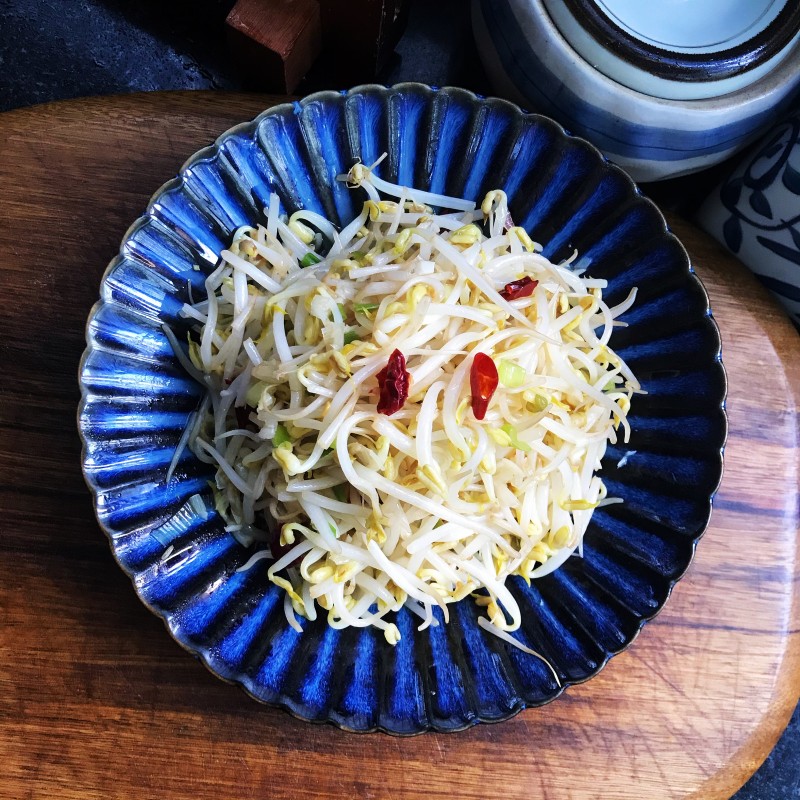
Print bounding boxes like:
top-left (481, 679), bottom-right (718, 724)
top-left (180, 159), bottom-right (639, 650)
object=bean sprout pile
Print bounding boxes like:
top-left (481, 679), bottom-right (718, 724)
top-left (175, 158), bottom-right (639, 653)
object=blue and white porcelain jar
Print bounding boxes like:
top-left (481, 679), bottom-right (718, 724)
top-left (698, 111), bottom-right (800, 327)
top-left (473, 0), bottom-right (800, 181)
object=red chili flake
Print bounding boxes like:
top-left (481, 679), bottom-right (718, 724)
top-left (500, 276), bottom-right (539, 301)
top-left (376, 349), bottom-right (410, 415)
top-left (470, 353), bottom-right (499, 420)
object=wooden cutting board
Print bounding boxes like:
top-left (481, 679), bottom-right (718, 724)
top-left (0, 92), bottom-right (797, 800)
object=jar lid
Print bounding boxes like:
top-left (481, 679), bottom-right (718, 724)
top-left (543, 0), bottom-right (800, 99)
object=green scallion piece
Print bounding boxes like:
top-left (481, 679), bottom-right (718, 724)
top-left (272, 423), bottom-right (291, 447)
top-left (500, 423), bottom-right (531, 452)
top-left (498, 360), bottom-right (526, 388)
top-left (300, 251), bottom-right (321, 268)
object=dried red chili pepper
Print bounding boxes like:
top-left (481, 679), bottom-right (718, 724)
top-left (500, 276), bottom-right (539, 301)
top-left (376, 349), bottom-right (410, 415)
top-left (470, 353), bottom-right (499, 420)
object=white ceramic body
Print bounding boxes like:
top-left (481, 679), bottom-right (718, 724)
top-left (473, 0), bottom-right (800, 181)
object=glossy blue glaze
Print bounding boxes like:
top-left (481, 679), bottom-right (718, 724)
top-left (78, 84), bottom-right (726, 734)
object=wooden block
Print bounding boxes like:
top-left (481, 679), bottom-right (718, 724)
top-left (226, 0), bottom-right (322, 93)
top-left (2, 90), bottom-right (800, 800)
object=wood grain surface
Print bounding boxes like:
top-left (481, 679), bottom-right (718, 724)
top-left (0, 92), bottom-right (798, 800)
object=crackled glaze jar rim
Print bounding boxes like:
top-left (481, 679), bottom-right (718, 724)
top-left (596, 0), bottom-right (788, 52)
top-left (556, 0), bottom-right (800, 81)
top-left (540, 0), bottom-right (800, 100)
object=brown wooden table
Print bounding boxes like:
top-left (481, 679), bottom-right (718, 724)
top-left (0, 91), bottom-right (798, 800)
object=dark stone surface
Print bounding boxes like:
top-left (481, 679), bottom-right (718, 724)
top-left (0, 0), bottom-right (797, 796)
top-left (0, 0), bottom-right (239, 110)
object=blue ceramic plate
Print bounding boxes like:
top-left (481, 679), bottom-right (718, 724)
top-left (78, 84), bottom-right (726, 734)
